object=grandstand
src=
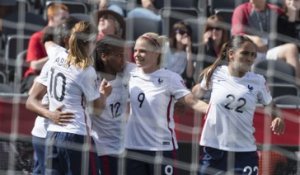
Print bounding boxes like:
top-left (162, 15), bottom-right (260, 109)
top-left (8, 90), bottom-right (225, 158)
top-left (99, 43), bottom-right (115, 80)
top-left (0, 0), bottom-right (299, 174)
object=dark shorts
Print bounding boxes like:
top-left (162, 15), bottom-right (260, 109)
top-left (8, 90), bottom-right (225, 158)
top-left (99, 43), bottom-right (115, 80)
top-left (199, 146), bottom-right (258, 175)
top-left (98, 154), bottom-right (123, 175)
top-left (45, 132), bottom-right (99, 175)
top-left (125, 149), bottom-right (178, 175)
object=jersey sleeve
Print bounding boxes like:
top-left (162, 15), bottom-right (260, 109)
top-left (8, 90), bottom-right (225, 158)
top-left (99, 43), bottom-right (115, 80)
top-left (257, 75), bottom-right (272, 105)
top-left (169, 72), bottom-right (190, 100)
top-left (200, 74), bottom-right (212, 91)
top-left (79, 67), bottom-right (100, 102)
top-left (35, 60), bottom-right (52, 86)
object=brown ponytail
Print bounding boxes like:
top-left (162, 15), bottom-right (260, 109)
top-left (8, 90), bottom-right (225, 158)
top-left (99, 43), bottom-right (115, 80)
top-left (199, 35), bottom-right (255, 88)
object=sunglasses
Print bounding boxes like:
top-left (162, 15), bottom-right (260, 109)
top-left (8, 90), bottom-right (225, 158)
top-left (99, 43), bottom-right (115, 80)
top-left (207, 27), bottom-right (222, 31)
top-left (175, 29), bottom-right (189, 35)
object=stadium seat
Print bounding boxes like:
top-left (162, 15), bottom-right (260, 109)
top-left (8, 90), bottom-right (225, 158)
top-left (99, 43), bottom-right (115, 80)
top-left (273, 95), bottom-right (300, 107)
top-left (0, 70), bottom-right (7, 84)
top-left (159, 7), bottom-right (200, 43)
top-left (252, 59), bottom-right (296, 84)
top-left (214, 8), bottom-right (234, 27)
top-left (13, 50), bottom-right (28, 93)
top-left (208, 0), bottom-right (247, 15)
top-left (70, 13), bottom-right (91, 22)
top-left (252, 59), bottom-right (298, 97)
top-left (2, 12), bottom-right (46, 37)
top-left (125, 16), bottom-right (162, 41)
top-left (4, 35), bottom-right (30, 82)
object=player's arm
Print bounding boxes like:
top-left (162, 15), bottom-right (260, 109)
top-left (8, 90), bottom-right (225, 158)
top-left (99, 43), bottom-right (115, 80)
top-left (92, 79), bottom-right (112, 115)
top-left (177, 92), bottom-right (208, 114)
top-left (264, 102), bottom-right (285, 135)
top-left (26, 81), bottom-right (74, 125)
top-left (191, 84), bottom-right (206, 99)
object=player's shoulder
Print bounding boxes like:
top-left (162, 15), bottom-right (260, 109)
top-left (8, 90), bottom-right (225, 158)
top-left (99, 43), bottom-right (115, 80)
top-left (246, 71), bottom-right (266, 83)
top-left (124, 62), bottom-right (137, 74)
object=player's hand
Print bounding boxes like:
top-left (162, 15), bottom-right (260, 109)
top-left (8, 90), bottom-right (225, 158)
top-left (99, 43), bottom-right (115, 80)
top-left (270, 117), bottom-right (285, 135)
top-left (49, 105), bottom-right (74, 126)
top-left (99, 79), bottom-right (112, 97)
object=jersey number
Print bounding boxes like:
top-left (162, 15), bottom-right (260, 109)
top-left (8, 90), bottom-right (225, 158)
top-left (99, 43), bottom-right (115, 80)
top-left (243, 166), bottom-right (258, 175)
top-left (137, 93), bottom-right (145, 108)
top-left (49, 68), bottom-right (66, 102)
top-left (224, 94), bottom-right (246, 113)
top-left (110, 102), bottom-right (121, 118)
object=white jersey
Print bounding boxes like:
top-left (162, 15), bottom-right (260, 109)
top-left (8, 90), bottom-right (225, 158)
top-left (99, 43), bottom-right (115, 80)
top-left (31, 94), bottom-right (49, 138)
top-left (31, 47), bottom-right (59, 138)
top-left (45, 44), bottom-right (100, 136)
top-left (125, 68), bottom-right (190, 151)
top-left (200, 65), bottom-right (272, 152)
top-left (92, 62), bottom-right (136, 156)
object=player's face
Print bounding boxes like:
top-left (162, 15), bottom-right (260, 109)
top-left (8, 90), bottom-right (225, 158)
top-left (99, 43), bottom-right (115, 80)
top-left (134, 38), bottom-right (160, 73)
top-left (106, 48), bottom-right (125, 73)
top-left (229, 41), bottom-right (257, 75)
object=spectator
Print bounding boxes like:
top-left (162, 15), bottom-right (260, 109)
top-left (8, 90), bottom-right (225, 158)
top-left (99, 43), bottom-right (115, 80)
top-left (127, 0), bottom-right (161, 22)
top-left (231, 0), bottom-right (300, 85)
top-left (277, 0), bottom-right (300, 43)
top-left (202, 14), bottom-right (229, 69)
top-left (164, 21), bottom-right (195, 89)
top-left (93, 9), bottom-right (126, 40)
top-left (21, 3), bottom-right (69, 93)
top-left (98, 0), bottom-right (126, 16)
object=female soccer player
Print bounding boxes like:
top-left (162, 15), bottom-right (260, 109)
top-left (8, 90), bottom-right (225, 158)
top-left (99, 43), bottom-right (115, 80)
top-left (193, 35), bottom-right (285, 175)
top-left (125, 32), bottom-right (208, 175)
top-left (92, 35), bottom-right (136, 175)
top-left (26, 21), bottom-right (111, 175)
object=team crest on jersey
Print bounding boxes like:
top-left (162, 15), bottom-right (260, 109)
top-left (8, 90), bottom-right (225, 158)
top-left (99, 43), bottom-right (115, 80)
top-left (247, 85), bottom-right (254, 92)
top-left (158, 78), bottom-right (163, 84)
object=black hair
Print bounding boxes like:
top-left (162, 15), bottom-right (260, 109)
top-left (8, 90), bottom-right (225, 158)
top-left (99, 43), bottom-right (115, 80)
top-left (94, 35), bottom-right (125, 72)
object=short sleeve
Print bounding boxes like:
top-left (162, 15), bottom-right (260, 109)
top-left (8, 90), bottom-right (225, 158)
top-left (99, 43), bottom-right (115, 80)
top-left (169, 72), bottom-right (190, 100)
top-left (35, 60), bottom-right (51, 86)
top-left (79, 67), bottom-right (100, 102)
top-left (257, 76), bottom-right (272, 105)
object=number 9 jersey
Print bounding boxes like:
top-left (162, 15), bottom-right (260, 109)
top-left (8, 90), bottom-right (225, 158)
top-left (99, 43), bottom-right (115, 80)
top-left (200, 65), bottom-right (272, 152)
top-left (125, 68), bottom-right (190, 151)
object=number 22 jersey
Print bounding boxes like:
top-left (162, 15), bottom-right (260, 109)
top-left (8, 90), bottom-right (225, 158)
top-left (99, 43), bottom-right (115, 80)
top-left (200, 65), bottom-right (272, 152)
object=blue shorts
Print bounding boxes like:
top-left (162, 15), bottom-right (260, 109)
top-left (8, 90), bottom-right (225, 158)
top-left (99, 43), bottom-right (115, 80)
top-left (32, 136), bottom-right (46, 175)
top-left (126, 149), bottom-right (178, 175)
top-left (45, 132), bottom-right (99, 175)
top-left (199, 146), bottom-right (258, 175)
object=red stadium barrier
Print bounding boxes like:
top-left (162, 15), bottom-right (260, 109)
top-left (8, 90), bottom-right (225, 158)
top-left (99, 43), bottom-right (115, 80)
top-left (174, 105), bottom-right (300, 146)
top-left (0, 94), bottom-right (36, 136)
top-left (0, 95), bottom-right (299, 147)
